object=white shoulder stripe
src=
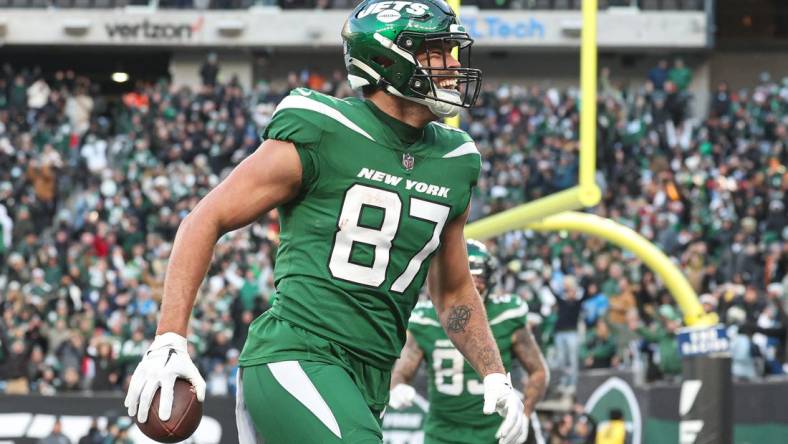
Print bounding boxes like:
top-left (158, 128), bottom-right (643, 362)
top-left (443, 142), bottom-right (479, 158)
top-left (431, 121), bottom-right (466, 133)
top-left (274, 95), bottom-right (375, 142)
top-left (409, 315), bottom-right (442, 327)
top-left (489, 305), bottom-right (528, 326)
top-left (268, 361), bottom-right (342, 439)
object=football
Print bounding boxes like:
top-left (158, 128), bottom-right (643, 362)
top-left (134, 379), bottom-right (203, 443)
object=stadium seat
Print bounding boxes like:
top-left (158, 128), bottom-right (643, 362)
top-left (72, 0), bottom-right (91, 7)
top-left (553, 0), bottom-right (571, 9)
top-left (93, 0), bottom-right (112, 7)
top-left (30, 0), bottom-right (48, 7)
top-left (640, 0), bottom-right (660, 10)
top-left (533, 0), bottom-right (551, 9)
top-left (597, 0), bottom-right (609, 9)
top-left (681, 0), bottom-right (702, 9)
top-left (661, 0), bottom-right (679, 9)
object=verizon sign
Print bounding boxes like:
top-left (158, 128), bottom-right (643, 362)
top-left (105, 17), bottom-right (204, 40)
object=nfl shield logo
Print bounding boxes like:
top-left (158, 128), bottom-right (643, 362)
top-left (402, 153), bottom-right (415, 171)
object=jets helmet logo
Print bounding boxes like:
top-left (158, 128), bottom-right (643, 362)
top-left (357, 1), bottom-right (431, 22)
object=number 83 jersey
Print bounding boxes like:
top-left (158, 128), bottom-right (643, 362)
top-left (409, 296), bottom-right (528, 427)
top-left (242, 88), bottom-right (481, 370)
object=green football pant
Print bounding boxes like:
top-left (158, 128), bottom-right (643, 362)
top-left (240, 361), bottom-right (384, 443)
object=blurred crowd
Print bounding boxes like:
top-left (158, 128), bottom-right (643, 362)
top-left (0, 55), bottom-right (786, 402)
top-left (472, 59), bottom-right (787, 393)
top-left (0, 63), bottom-right (277, 396)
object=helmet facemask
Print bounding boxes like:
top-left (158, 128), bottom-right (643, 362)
top-left (396, 30), bottom-right (482, 118)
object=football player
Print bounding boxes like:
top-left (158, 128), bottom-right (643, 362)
top-left (125, 1), bottom-right (530, 443)
top-left (389, 240), bottom-right (549, 444)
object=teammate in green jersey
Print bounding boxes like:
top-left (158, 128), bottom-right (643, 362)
top-left (389, 240), bottom-right (550, 444)
top-left (125, 1), bottom-right (531, 443)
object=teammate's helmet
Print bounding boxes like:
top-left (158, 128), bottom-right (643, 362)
top-left (467, 239), bottom-right (495, 297)
top-left (342, 0), bottom-right (483, 118)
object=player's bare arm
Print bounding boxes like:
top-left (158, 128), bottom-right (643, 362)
top-left (427, 206), bottom-right (505, 378)
top-left (125, 139), bottom-right (302, 423)
top-left (157, 139), bottom-right (302, 336)
top-left (391, 331), bottom-right (425, 388)
top-left (388, 330), bottom-right (423, 409)
top-left (511, 325), bottom-right (549, 417)
top-left (428, 207), bottom-right (525, 443)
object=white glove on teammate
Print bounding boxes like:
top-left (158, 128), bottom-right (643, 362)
top-left (482, 373), bottom-right (526, 444)
top-left (520, 413), bottom-right (531, 443)
top-left (388, 383), bottom-right (416, 409)
top-left (124, 332), bottom-right (206, 423)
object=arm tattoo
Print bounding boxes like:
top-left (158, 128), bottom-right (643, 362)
top-left (470, 330), bottom-right (499, 374)
top-left (444, 304), bottom-right (500, 375)
top-left (446, 304), bottom-right (472, 333)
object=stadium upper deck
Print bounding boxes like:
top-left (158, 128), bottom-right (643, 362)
top-left (0, 0), bottom-right (704, 10)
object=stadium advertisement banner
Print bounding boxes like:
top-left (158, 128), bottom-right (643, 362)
top-left (0, 391), bottom-right (429, 444)
top-left (0, 9), bottom-right (707, 49)
top-left (104, 17), bottom-right (205, 41)
top-left (676, 324), bottom-right (730, 357)
top-left (463, 15), bottom-right (546, 41)
top-left (4, 377), bottom-right (786, 443)
top-left (0, 393), bottom-right (237, 443)
top-left (576, 371), bottom-right (788, 444)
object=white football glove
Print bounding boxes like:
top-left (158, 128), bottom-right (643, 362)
top-left (124, 332), bottom-right (206, 423)
top-left (388, 383), bottom-right (416, 409)
top-left (482, 373), bottom-right (526, 444)
top-left (520, 413), bottom-right (530, 443)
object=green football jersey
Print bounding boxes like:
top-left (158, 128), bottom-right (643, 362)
top-left (408, 295), bottom-right (528, 428)
top-left (240, 88), bottom-right (481, 370)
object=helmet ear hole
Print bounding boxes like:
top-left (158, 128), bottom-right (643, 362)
top-left (372, 56), bottom-right (394, 68)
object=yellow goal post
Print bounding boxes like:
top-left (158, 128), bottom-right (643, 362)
top-left (448, 0), bottom-right (715, 327)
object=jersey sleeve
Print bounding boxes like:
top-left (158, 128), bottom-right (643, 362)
top-left (432, 123), bottom-right (482, 215)
top-left (488, 295), bottom-right (529, 335)
top-left (407, 302), bottom-right (441, 350)
top-left (263, 89), bottom-right (326, 191)
top-left (455, 133), bottom-right (482, 189)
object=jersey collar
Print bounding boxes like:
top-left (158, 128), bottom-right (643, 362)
top-left (364, 100), bottom-right (424, 147)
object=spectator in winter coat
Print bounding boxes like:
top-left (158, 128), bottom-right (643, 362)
top-left (581, 319), bottom-right (618, 369)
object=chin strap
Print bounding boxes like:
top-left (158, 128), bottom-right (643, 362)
top-left (384, 84), bottom-right (462, 118)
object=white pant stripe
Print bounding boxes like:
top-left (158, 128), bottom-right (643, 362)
top-left (268, 361), bottom-right (343, 439)
top-left (235, 369), bottom-right (263, 444)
